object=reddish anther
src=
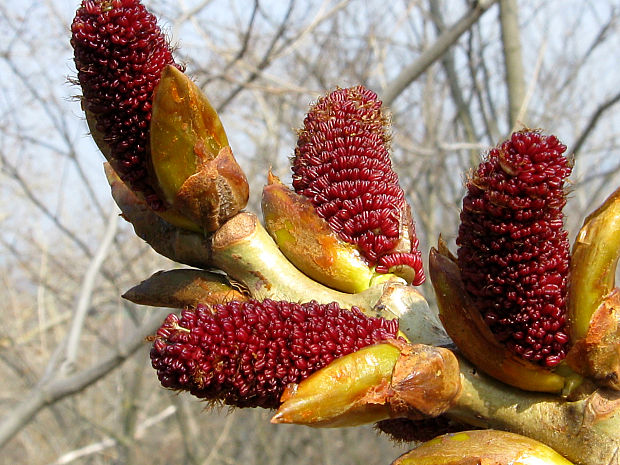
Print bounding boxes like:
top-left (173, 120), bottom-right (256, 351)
top-left (150, 299), bottom-right (400, 408)
top-left (292, 86), bottom-right (424, 284)
top-left (457, 130), bottom-right (572, 367)
top-left (71, 0), bottom-right (183, 210)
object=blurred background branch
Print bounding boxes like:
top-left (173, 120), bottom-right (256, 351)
top-left (499, 0), bottom-right (525, 129)
top-left (0, 0), bottom-right (618, 463)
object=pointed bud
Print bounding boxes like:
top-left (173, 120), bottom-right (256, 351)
top-left (262, 172), bottom-right (379, 293)
top-left (272, 343), bottom-right (400, 427)
top-left (456, 130), bottom-right (572, 368)
top-left (567, 186), bottom-right (620, 390)
top-left (122, 269), bottom-right (248, 309)
top-left (150, 66), bottom-right (249, 232)
top-left (289, 86), bottom-right (424, 286)
top-left (392, 430), bottom-right (574, 465)
top-left (150, 299), bottom-right (399, 409)
top-left (271, 341), bottom-right (461, 427)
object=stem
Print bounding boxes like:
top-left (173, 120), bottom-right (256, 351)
top-left (450, 357), bottom-right (620, 465)
top-left (106, 164), bottom-right (213, 269)
top-left (109, 173), bottom-right (447, 346)
top-left (211, 213), bottom-right (446, 346)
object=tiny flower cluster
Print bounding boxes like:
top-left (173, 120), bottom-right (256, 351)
top-left (71, 0), bottom-right (183, 210)
top-left (292, 87), bottom-right (424, 284)
top-left (150, 299), bottom-right (399, 408)
top-left (457, 130), bottom-right (572, 367)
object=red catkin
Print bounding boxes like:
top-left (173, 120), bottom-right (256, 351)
top-left (71, 0), bottom-right (183, 210)
top-left (150, 299), bottom-right (400, 409)
top-left (456, 130), bottom-right (572, 367)
top-left (292, 86), bottom-right (424, 285)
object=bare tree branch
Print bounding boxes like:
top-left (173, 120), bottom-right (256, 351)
top-left (49, 405), bottom-right (176, 465)
top-left (467, 25), bottom-right (501, 142)
top-left (215, 0), bottom-right (295, 113)
top-left (499, 0), bottom-right (525, 129)
top-left (382, 0), bottom-right (499, 107)
top-left (199, 0), bottom-right (260, 87)
top-left (556, 7), bottom-right (619, 94)
top-left (428, 0), bottom-right (478, 165)
top-left (571, 89), bottom-right (620, 158)
top-left (0, 313), bottom-right (163, 449)
top-left (61, 205), bottom-right (119, 376)
top-left (513, 39), bottom-right (546, 130)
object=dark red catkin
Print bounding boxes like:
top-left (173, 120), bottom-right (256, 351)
top-left (150, 299), bottom-right (400, 409)
top-left (456, 130), bottom-right (573, 367)
top-left (292, 86), bottom-right (425, 285)
top-left (71, 0), bottom-right (183, 210)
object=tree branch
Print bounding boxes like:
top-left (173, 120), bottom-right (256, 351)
top-left (382, 0), bottom-right (499, 108)
top-left (216, 0), bottom-right (295, 113)
top-left (571, 89), bottom-right (620, 158)
top-left (0, 313), bottom-right (164, 449)
top-left (428, 0), bottom-right (478, 166)
top-left (61, 205), bottom-right (119, 376)
top-left (499, 0), bottom-right (525, 129)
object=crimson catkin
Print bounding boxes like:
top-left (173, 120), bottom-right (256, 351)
top-left (71, 0), bottom-right (183, 210)
top-left (150, 299), bottom-right (400, 408)
top-left (292, 86), bottom-right (424, 284)
top-left (457, 130), bottom-right (572, 367)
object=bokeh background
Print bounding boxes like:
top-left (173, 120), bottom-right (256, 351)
top-left (1, 0), bottom-right (619, 463)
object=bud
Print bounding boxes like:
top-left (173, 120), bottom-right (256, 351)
top-left (122, 269), bottom-right (248, 309)
top-left (271, 341), bottom-right (461, 427)
top-left (273, 86), bottom-right (424, 288)
top-left (150, 66), bottom-right (249, 232)
top-left (272, 343), bottom-right (401, 427)
top-left (71, 0), bottom-right (248, 232)
top-left (567, 186), bottom-right (620, 389)
top-left (150, 299), bottom-right (399, 408)
top-left (392, 429), bottom-right (574, 465)
top-left (262, 172), bottom-right (378, 293)
top-left (456, 130), bottom-right (572, 367)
